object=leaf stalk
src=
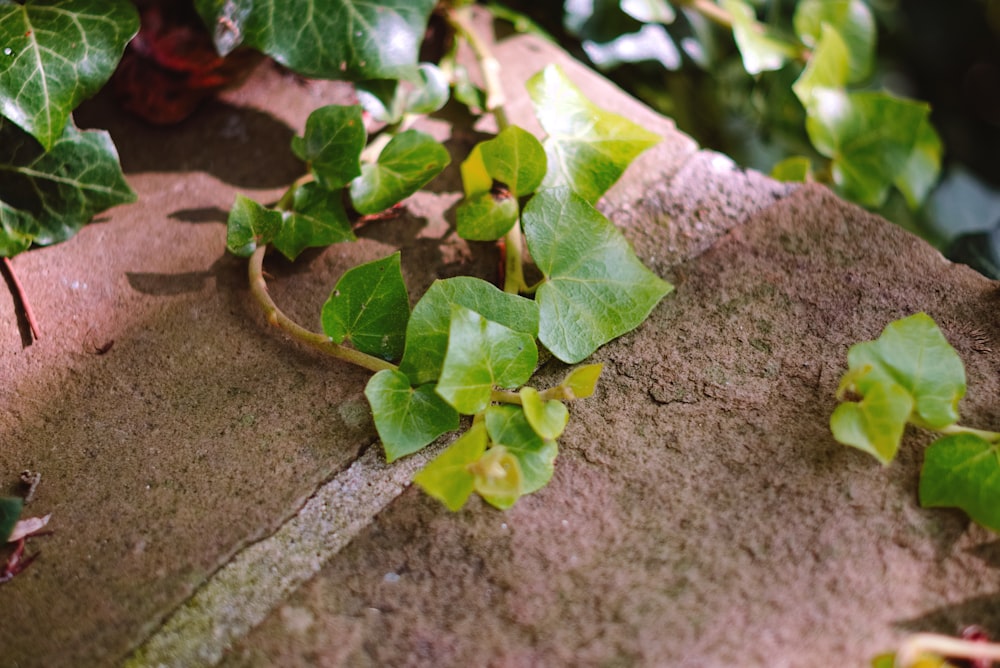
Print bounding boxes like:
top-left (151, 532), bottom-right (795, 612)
top-left (895, 633), bottom-right (1000, 667)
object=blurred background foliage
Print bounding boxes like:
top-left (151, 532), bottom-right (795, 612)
top-left (492, 0), bottom-right (1000, 278)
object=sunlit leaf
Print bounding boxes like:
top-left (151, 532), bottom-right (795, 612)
top-left (793, 0), bottom-right (875, 83)
top-left (413, 422), bottom-right (488, 511)
top-left (621, 0), bottom-right (675, 24)
top-left (0, 0), bottom-right (139, 150)
top-left (460, 144), bottom-right (492, 197)
top-left (226, 194), bottom-right (282, 257)
top-left (365, 369), bottom-right (459, 462)
top-left (293, 105), bottom-right (366, 190)
top-left (920, 433), bottom-right (1000, 532)
top-left (527, 64), bottom-right (660, 203)
top-left (272, 183), bottom-right (354, 260)
top-left (520, 386), bottom-right (569, 440)
top-left (321, 252), bottom-right (409, 361)
top-left (399, 277), bottom-right (539, 386)
top-left (193, 0), bottom-right (437, 80)
top-left (770, 156), bottom-right (813, 182)
top-left (894, 116), bottom-right (942, 210)
top-left (722, 0), bottom-right (799, 75)
top-left (792, 24), bottom-right (849, 112)
top-left (349, 130), bottom-right (450, 214)
top-left (470, 445), bottom-right (523, 509)
top-left (455, 190), bottom-right (519, 241)
top-left (436, 305), bottom-right (538, 415)
top-left (830, 380), bottom-right (913, 464)
top-left (479, 125), bottom-right (547, 197)
top-left (522, 187), bottom-right (673, 363)
top-left (485, 404), bottom-right (558, 496)
top-left (561, 363), bottom-right (603, 399)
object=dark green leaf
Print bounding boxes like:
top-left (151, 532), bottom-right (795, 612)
top-left (920, 433), bottom-right (1000, 532)
top-left (0, 0), bottom-right (138, 150)
top-left (894, 116), bottom-right (942, 209)
top-left (0, 496), bottom-right (22, 543)
top-left (436, 305), bottom-right (538, 415)
top-left (225, 194), bottom-right (282, 257)
top-left (793, 0), bottom-right (875, 83)
top-left (193, 0), bottom-right (436, 80)
top-left (0, 118), bottom-right (135, 257)
top-left (272, 182), bottom-right (354, 260)
top-left (522, 187), bottom-right (673, 363)
top-left (527, 64), bottom-right (661, 203)
top-left (485, 404), bottom-right (558, 496)
top-left (295, 105), bottom-right (366, 190)
top-left (399, 276), bottom-right (540, 386)
top-left (349, 130), bottom-right (450, 215)
top-left (479, 125), bottom-right (547, 197)
top-left (520, 386), bottom-right (569, 440)
top-left (413, 422), bottom-right (488, 511)
top-left (455, 190), bottom-right (519, 241)
top-left (321, 252), bottom-right (409, 361)
top-left (365, 369), bottom-right (459, 462)
top-left (722, 0), bottom-right (800, 75)
top-left (830, 379), bottom-right (913, 464)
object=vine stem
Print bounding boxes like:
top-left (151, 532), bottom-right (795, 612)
top-left (248, 245), bottom-right (396, 373)
top-left (2, 256), bottom-right (40, 342)
top-left (936, 423), bottom-right (1000, 443)
top-left (895, 633), bottom-right (1000, 667)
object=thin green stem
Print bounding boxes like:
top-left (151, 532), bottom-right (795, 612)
top-left (935, 423), bottom-right (1000, 443)
top-left (676, 0), bottom-right (734, 28)
top-left (489, 383), bottom-right (575, 406)
top-left (503, 223), bottom-right (528, 294)
top-left (248, 246), bottom-right (397, 373)
top-left (446, 6), bottom-right (508, 129)
top-left (896, 633), bottom-right (1000, 667)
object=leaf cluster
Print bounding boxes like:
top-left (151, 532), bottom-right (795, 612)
top-left (831, 313), bottom-right (1000, 532)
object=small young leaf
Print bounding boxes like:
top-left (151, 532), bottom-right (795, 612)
top-left (460, 144), bottom-right (492, 197)
top-left (272, 183), bottom-right (354, 260)
top-left (485, 405), bottom-right (558, 496)
top-left (0, 0), bottom-right (139, 150)
top-left (770, 156), bottom-right (813, 183)
top-left (722, 0), bottom-right (800, 75)
top-left (321, 253), bottom-right (409, 361)
top-left (413, 422), bottom-right (489, 511)
top-left (920, 433), bottom-right (1000, 532)
top-left (830, 381), bottom-right (914, 464)
top-left (792, 24), bottom-right (850, 112)
top-left (226, 195), bottom-right (282, 257)
top-left (193, 0), bottom-right (437, 80)
top-left (399, 277), bottom-right (540, 386)
top-left (349, 130), bottom-right (451, 215)
top-left (894, 116), bottom-right (942, 210)
top-left (436, 305), bottom-right (538, 415)
top-left (562, 363), bottom-right (603, 399)
top-left (470, 445), bottom-right (523, 510)
top-left (455, 191), bottom-right (519, 241)
top-left (295, 105), bottom-right (366, 190)
top-left (527, 64), bottom-right (661, 203)
top-left (847, 313), bottom-right (965, 430)
top-left (365, 369), bottom-right (460, 462)
top-left (523, 187), bottom-right (673, 363)
top-left (0, 497), bottom-right (23, 543)
top-left (355, 79), bottom-right (406, 126)
top-left (0, 118), bottom-right (136, 257)
top-left (520, 387), bottom-right (569, 440)
top-left (402, 63), bottom-right (451, 116)
top-left (793, 0), bottom-right (875, 83)
top-left (479, 126), bottom-right (547, 197)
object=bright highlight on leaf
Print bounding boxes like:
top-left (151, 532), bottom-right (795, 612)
top-left (349, 130), bottom-right (451, 215)
top-left (365, 369), bottom-right (459, 463)
top-left (226, 195), bottom-right (282, 257)
top-left (723, 0), bottom-right (800, 75)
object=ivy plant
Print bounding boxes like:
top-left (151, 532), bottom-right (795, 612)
top-left (831, 313), bottom-right (1000, 531)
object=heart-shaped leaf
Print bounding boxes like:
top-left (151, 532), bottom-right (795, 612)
top-left (792, 24), bottom-right (850, 112)
top-left (436, 305), bottom-right (538, 415)
top-left (0, 0), bottom-right (139, 150)
top-left (365, 369), bottom-right (459, 462)
top-left (479, 125), bottom-right (547, 197)
top-left (273, 182), bottom-right (354, 260)
top-left (894, 116), bottom-right (942, 209)
top-left (349, 130), bottom-right (450, 215)
top-left (193, 0), bottom-right (437, 80)
top-left (469, 445), bottom-right (523, 509)
top-left (920, 433), bottom-right (1000, 532)
top-left (413, 421), bottom-right (489, 511)
top-left (527, 64), bottom-right (660, 203)
top-left (321, 252), bottom-right (409, 361)
top-left (830, 380), bottom-right (914, 464)
top-left (0, 118), bottom-right (136, 257)
top-left (485, 404), bottom-right (558, 496)
top-left (292, 105), bottom-right (366, 190)
top-left (520, 386), bottom-right (569, 440)
top-left (399, 277), bottom-right (539, 386)
top-left (455, 190), bottom-right (519, 241)
top-left (226, 194), bottom-right (282, 257)
top-left (522, 187), bottom-right (673, 363)
top-left (793, 0), bottom-right (875, 83)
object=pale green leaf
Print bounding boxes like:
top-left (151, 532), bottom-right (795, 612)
top-left (793, 0), bottom-right (875, 83)
top-left (413, 422), bottom-right (488, 511)
top-left (469, 445), bottom-right (523, 509)
top-left (520, 386), bottom-right (569, 440)
top-left (561, 363), bottom-right (603, 399)
top-left (722, 0), bottom-right (799, 75)
top-left (830, 380), bottom-right (913, 464)
top-left (792, 24), bottom-right (849, 112)
top-left (485, 404), bottom-right (558, 496)
top-left (770, 156), bottom-right (813, 183)
top-left (365, 369), bottom-right (459, 462)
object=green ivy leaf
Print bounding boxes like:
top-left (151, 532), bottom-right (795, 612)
top-left (792, 24), bottom-right (850, 112)
top-left (793, 0), bottom-right (875, 83)
top-left (485, 404), bottom-right (558, 496)
top-left (621, 0), bottom-right (676, 24)
top-left (193, 0), bottom-right (437, 80)
top-left (920, 433), bottom-right (1000, 532)
top-left (830, 380), bottom-right (914, 464)
top-left (805, 89), bottom-right (931, 207)
top-left (527, 64), bottom-right (661, 203)
top-left (894, 116), bottom-right (942, 209)
top-left (522, 187), bottom-right (673, 364)
top-left (399, 276), bottom-right (540, 386)
top-left (273, 183), bottom-right (354, 260)
top-left (455, 190), bottom-right (519, 241)
top-left (470, 445), bottom-right (523, 509)
top-left (0, 496), bottom-right (23, 543)
top-left (519, 386), bottom-right (569, 440)
top-left (561, 363), bottom-right (603, 399)
top-left (321, 252), bottom-right (409, 361)
top-left (770, 156), bottom-right (813, 183)
top-left (436, 305), bottom-right (538, 415)
top-left (349, 130), bottom-right (450, 215)
top-left (460, 144), bottom-right (492, 197)
top-left (293, 105), bottom-right (366, 190)
top-left (0, 0), bottom-right (139, 150)
top-left (846, 313), bottom-right (965, 430)
top-left (0, 118), bottom-right (136, 257)
top-left (365, 369), bottom-right (459, 462)
top-left (413, 421), bottom-right (489, 511)
top-left (357, 63), bottom-right (450, 124)
top-left (479, 125), bottom-right (547, 197)
top-left (225, 194), bottom-right (282, 257)
top-left (722, 0), bottom-right (800, 75)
